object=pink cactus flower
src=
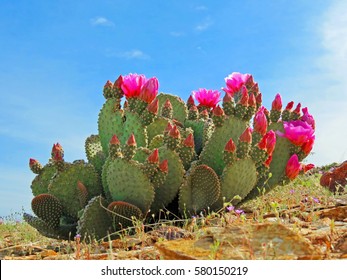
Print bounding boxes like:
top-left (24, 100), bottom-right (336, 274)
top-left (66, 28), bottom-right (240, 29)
top-left (139, 77), bottom-right (159, 104)
top-left (301, 107), bottom-right (315, 129)
top-left (192, 88), bottom-right (221, 108)
top-left (121, 73), bottom-right (147, 99)
top-left (271, 93), bottom-right (282, 111)
top-left (253, 107), bottom-right (268, 135)
top-left (285, 154), bottom-right (302, 180)
top-left (222, 72), bottom-right (253, 96)
top-left (277, 120), bottom-right (315, 147)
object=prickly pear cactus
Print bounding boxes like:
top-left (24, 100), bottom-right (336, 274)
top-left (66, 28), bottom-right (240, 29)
top-left (23, 72), bottom-right (316, 239)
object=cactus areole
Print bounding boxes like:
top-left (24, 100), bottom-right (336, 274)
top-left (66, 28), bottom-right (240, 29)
top-left (24, 72), bottom-right (316, 240)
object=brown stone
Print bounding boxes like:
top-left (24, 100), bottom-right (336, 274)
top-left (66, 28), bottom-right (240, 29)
top-left (156, 223), bottom-right (322, 260)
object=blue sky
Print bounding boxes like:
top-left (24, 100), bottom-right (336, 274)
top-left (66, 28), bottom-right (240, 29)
top-left (1, 0), bottom-right (346, 217)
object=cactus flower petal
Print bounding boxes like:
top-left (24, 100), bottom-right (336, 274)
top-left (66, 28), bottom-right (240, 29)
top-left (301, 107), bottom-right (315, 129)
top-left (277, 120), bottom-right (315, 146)
top-left (223, 72), bottom-right (252, 96)
top-left (192, 88), bottom-right (221, 108)
top-left (121, 73), bottom-right (147, 99)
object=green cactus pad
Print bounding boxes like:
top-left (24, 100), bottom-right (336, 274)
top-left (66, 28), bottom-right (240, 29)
top-left (147, 117), bottom-right (170, 144)
top-left (157, 93), bottom-right (187, 123)
top-left (77, 196), bottom-right (113, 241)
top-left (48, 161), bottom-right (101, 219)
top-left (31, 194), bottom-right (63, 229)
top-left (30, 163), bottom-right (57, 196)
top-left (98, 98), bottom-right (124, 155)
top-left (85, 134), bottom-right (106, 175)
top-left (150, 147), bottom-right (185, 213)
top-left (266, 122), bottom-right (293, 189)
top-left (108, 201), bottom-right (143, 231)
top-left (200, 115), bottom-right (248, 175)
top-left (148, 134), bottom-right (164, 149)
top-left (105, 158), bottom-right (155, 214)
top-left (219, 158), bottom-right (257, 205)
top-left (184, 119), bottom-right (205, 154)
top-left (23, 213), bottom-right (77, 240)
top-left (133, 147), bottom-right (151, 163)
top-left (179, 164), bottom-right (220, 214)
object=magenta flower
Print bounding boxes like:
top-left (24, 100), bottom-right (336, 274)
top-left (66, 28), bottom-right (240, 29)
top-left (139, 77), bottom-right (159, 103)
top-left (301, 107), bottom-right (315, 130)
top-left (253, 107), bottom-right (268, 135)
top-left (121, 73), bottom-right (147, 99)
top-left (285, 154), bottom-right (302, 180)
top-left (277, 120), bottom-right (315, 146)
top-left (192, 88), bottom-right (221, 108)
top-left (222, 72), bottom-right (253, 96)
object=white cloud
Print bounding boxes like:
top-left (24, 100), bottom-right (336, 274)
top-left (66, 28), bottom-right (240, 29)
top-left (195, 17), bottom-right (213, 31)
top-left (90, 17), bottom-right (115, 27)
top-left (268, 1), bottom-right (347, 166)
top-left (116, 49), bottom-right (150, 60)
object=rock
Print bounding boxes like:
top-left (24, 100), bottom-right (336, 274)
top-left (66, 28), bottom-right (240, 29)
top-left (156, 223), bottom-right (322, 260)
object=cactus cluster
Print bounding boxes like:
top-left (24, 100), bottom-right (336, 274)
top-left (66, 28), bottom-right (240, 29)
top-left (24, 72), bottom-right (316, 240)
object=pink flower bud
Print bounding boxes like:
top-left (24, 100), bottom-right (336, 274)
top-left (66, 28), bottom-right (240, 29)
top-left (285, 101), bottom-right (294, 111)
top-left (110, 135), bottom-right (120, 145)
top-left (285, 154), bottom-right (302, 180)
top-left (253, 107), bottom-right (267, 135)
top-left (147, 98), bottom-right (159, 114)
top-left (147, 149), bottom-right (159, 164)
top-left (126, 134), bottom-right (136, 146)
top-left (271, 93), bottom-right (282, 111)
top-left (183, 133), bottom-right (194, 148)
top-left (113, 75), bottom-right (123, 90)
top-left (239, 86), bottom-right (248, 106)
top-left (212, 105), bottom-right (225, 116)
top-left (29, 158), bottom-right (39, 167)
top-left (223, 92), bottom-right (233, 103)
top-left (265, 130), bottom-right (276, 155)
top-left (248, 93), bottom-right (256, 107)
top-left (104, 80), bottom-right (113, 89)
top-left (255, 92), bottom-right (262, 106)
top-left (187, 95), bottom-right (195, 106)
top-left (169, 125), bottom-right (180, 139)
top-left (293, 103), bottom-right (301, 115)
top-left (225, 138), bottom-right (236, 153)
top-left (301, 107), bottom-right (315, 129)
top-left (159, 159), bottom-right (168, 173)
top-left (139, 77), bottom-right (159, 104)
top-left (302, 163), bottom-right (314, 173)
top-left (163, 99), bottom-right (172, 109)
top-left (239, 127), bottom-right (252, 143)
top-left (258, 135), bottom-right (267, 150)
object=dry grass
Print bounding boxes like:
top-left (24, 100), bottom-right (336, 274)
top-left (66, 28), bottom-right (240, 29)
top-left (1, 171), bottom-right (346, 260)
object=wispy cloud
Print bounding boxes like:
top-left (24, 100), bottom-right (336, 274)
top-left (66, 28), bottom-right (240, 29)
top-left (90, 17), bottom-right (115, 27)
top-left (195, 17), bottom-right (213, 31)
top-left (267, 1), bottom-right (347, 166)
top-left (115, 49), bottom-right (150, 60)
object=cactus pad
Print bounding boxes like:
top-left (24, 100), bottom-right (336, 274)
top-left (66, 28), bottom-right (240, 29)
top-left (179, 164), bottom-right (220, 214)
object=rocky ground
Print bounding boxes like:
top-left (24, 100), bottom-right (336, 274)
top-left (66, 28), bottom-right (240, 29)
top-left (1, 172), bottom-right (346, 260)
